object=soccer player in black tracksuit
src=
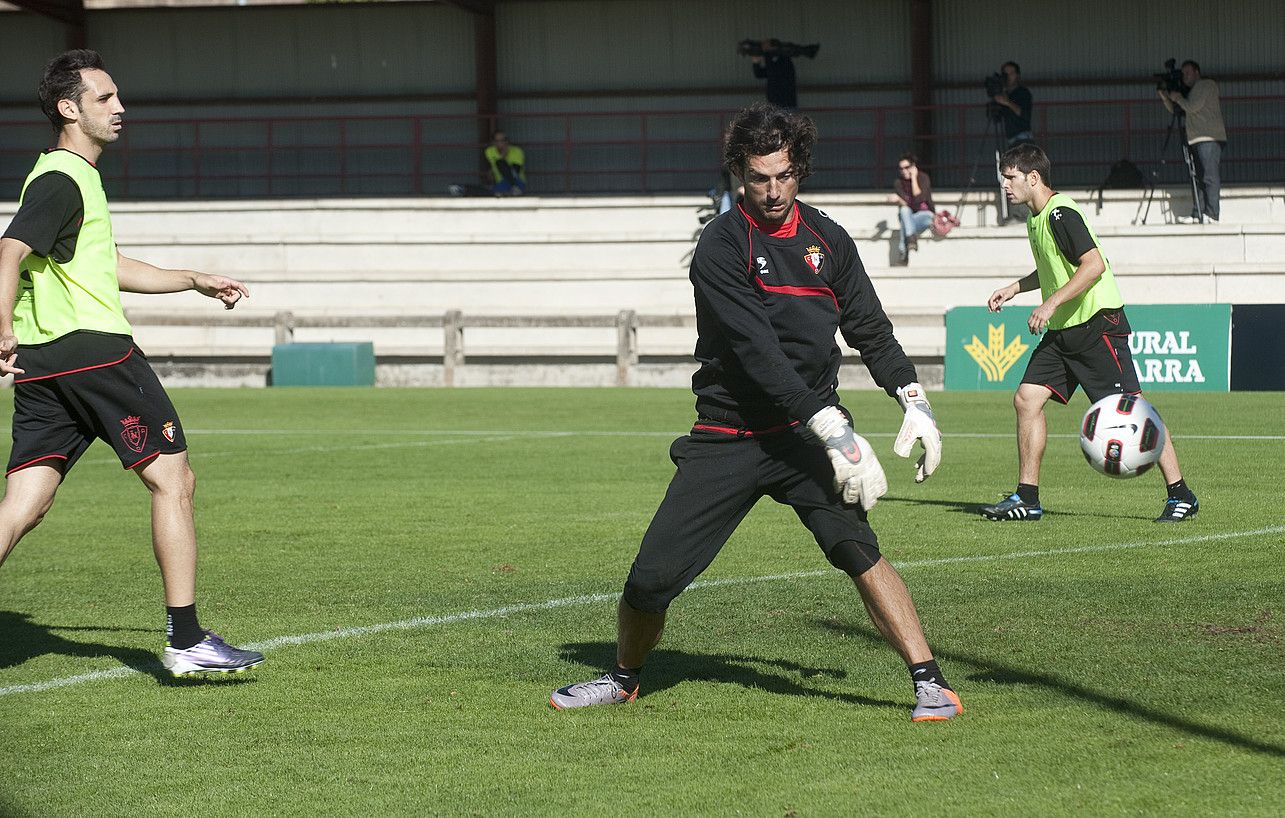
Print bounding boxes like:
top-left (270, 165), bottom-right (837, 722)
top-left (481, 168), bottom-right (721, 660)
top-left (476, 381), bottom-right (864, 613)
top-left (552, 104), bottom-right (961, 722)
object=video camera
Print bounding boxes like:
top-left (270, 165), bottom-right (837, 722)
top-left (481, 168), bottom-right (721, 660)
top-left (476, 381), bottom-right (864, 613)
top-left (983, 73), bottom-right (1007, 121)
top-left (1153, 58), bottom-right (1186, 96)
top-left (737, 39), bottom-right (820, 60)
top-left (984, 72), bottom-right (1005, 99)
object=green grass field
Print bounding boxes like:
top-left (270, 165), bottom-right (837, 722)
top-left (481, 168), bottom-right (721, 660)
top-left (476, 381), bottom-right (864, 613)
top-left (1, 387), bottom-right (1281, 817)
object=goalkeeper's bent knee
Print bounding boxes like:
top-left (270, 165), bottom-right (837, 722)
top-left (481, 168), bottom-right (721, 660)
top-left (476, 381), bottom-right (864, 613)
top-left (825, 539), bottom-right (882, 577)
top-left (622, 578), bottom-right (678, 614)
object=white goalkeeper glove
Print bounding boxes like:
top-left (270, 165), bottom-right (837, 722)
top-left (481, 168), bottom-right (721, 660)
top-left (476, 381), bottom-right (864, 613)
top-left (806, 406), bottom-right (888, 510)
top-left (893, 382), bottom-right (942, 483)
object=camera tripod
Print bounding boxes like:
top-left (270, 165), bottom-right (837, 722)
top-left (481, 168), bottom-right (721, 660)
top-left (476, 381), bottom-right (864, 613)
top-left (1142, 108), bottom-right (1205, 224)
top-left (955, 108), bottom-right (1015, 227)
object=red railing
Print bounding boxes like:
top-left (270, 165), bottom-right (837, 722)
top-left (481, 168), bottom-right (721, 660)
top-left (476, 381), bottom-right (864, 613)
top-left (1, 96), bottom-right (1280, 198)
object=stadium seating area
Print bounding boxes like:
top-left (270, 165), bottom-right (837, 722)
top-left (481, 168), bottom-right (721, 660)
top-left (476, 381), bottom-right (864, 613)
top-left (2, 186), bottom-right (1281, 387)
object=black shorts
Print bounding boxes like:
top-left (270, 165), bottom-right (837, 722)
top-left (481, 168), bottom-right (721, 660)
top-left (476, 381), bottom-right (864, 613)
top-left (7, 347), bottom-right (188, 475)
top-left (622, 416), bottom-right (879, 614)
top-left (1021, 308), bottom-right (1141, 404)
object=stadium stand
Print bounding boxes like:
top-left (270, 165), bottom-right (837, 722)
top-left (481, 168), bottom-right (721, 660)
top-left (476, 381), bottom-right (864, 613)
top-left (3, 184), bottom-right (1277, 387)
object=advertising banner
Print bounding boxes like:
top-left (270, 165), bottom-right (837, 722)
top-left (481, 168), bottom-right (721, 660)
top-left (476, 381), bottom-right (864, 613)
top-left (1230, 304), bottom-right (1285, 390)
top-left (945, 304), bottom-right (1230, 392)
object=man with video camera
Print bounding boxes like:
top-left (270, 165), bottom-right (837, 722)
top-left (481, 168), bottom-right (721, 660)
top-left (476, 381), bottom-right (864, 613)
top-left (990, 61), bottom-right (1034, 146)
top-left (1158, 60), bottom-right (1226, 223)
top-left (744, 39), bottom-right (799, 109)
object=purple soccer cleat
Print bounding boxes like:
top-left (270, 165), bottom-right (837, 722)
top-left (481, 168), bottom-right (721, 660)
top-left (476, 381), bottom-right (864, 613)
top-left (162, 630), bottom-right (264, 677)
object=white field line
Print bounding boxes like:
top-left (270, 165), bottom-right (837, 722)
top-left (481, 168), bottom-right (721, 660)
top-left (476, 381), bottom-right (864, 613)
top-left (180, 429), bottom-right (1285, 441)
top-left (76, 432), bottom-right (539, 466)
top-left (124, 429), bottom-right (1281, 467)
top-left (3, 524), bottom-right (1283, 699)
top-left (65, 426), bottom-right (1259, 464)
top-left (75, 428), bottom-right (1283, 467)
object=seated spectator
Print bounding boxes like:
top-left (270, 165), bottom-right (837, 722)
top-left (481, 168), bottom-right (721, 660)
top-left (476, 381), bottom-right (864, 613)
top-left (485, 130), bottom-right (526, 196)
top-left (888, 152), bottom-right (936, 265)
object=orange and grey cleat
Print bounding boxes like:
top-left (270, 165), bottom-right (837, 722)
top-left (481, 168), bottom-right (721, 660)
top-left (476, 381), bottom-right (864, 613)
top-left (911, 681), bottom-right (963, 722)
top-left (550, 673), bottom-right (638, 710)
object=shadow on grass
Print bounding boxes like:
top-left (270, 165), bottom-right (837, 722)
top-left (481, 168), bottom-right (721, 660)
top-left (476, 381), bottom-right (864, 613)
top-left (878, 494), bottom-right (1155, 522)
top-left (0, 793), bottom-right (33, 818)
top-left (0, 610), bottom-right (254, 689)
top-left (813, 618), bottom-right (1285, 758)
top-left (558, 641), bottom-right (900, 712)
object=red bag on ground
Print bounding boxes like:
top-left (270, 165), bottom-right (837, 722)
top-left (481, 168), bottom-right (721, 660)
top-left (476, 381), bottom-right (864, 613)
top-left (931, 210), bottom-right (961, 237)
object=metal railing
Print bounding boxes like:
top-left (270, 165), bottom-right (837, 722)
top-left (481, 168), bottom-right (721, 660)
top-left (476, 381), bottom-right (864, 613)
top-left (127, 309), bottom-right (681, 386)
top-left (124, 309), bottom-right (946, 386)
top-left (3, 96), bottom-right (1281, 197)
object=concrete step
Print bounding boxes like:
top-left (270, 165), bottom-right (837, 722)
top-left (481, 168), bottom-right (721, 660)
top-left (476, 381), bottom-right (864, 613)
top-left (881, 224), bottom-right (1285, 269)
top-left (115, 222), bottom-right (1283, 282)
top-left (123, 310), bottom-right (950, 360)
top-left (102, 196), bottom-right (715, 242)
top-left (121, 277), bottom-right (699, 315)
top-left (7, 190), bottom-right (1277, 260)
top-left (812, 187), bottom-right (1285, 232)
top-left (867, 262), bottom-right (1285, 310)
top-left (118, 256), bottom-right (1281, 323)
top-left (114, 237), bottom-right (696, 276)
top-left (7, 185), bottom-right (1269, 239)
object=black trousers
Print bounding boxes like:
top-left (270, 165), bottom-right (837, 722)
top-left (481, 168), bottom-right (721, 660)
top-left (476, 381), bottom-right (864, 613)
top-left (623, 422), bottom-right (879, 613)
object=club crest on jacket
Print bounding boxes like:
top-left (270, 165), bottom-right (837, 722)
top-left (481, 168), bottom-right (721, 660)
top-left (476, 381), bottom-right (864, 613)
top-left (804, 245), bottom-right (825, 274)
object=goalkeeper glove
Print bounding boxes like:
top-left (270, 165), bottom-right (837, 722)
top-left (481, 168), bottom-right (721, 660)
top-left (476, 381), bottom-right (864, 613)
top-left (893, 382), bottom-right (942, 483)
top-left (806, 406), bottom-right (888, 510)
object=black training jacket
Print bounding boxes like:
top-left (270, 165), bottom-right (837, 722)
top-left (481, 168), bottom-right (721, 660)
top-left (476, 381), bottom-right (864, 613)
top-left (688, 200), bottom-right (917, 429)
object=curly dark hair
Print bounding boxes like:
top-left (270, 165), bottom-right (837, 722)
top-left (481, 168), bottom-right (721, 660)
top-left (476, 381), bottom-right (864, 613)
top-left (39, 49), bottom-right (105, 132)
top-left (723, 103), bottom-right (817, 181)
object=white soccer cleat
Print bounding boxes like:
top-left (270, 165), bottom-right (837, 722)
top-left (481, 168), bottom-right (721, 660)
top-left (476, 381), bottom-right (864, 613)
top-left (162, 630), bottom-right (264, 677)
top-left (549, 673), bottom-right (638, 710)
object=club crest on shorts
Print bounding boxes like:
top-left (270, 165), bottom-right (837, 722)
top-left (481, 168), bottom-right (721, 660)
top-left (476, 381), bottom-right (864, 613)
top-left (120, 415), bottom-right (148, 453)
top-left (162, 421), bottom-right (176, 443)
top-left (803, 245), bottom-right (825, 274)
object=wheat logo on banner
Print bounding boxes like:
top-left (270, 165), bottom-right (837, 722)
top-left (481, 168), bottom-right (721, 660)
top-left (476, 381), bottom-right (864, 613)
top-left (965, 324), bottom-right (1029, 382)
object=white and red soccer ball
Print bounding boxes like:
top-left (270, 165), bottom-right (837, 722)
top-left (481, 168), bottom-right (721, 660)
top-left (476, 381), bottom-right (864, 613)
top-left (1079, 394), bottom-right (1166, 479)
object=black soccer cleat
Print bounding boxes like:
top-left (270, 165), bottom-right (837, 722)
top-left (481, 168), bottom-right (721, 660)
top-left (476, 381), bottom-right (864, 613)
top-left (980, 493), bottom-right (1044, 521)
top-left (1154, 496), bottom-right (1199, 523)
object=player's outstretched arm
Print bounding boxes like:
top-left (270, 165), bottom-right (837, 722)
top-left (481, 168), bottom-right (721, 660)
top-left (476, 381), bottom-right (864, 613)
top-left (116, 252), bottom-right (250, 309)
top-left (192, 273), bottom-right (251, 310)
top-left (988, 270), bottom-right (1040, 312)
top-left (893, 382), bottom-right (941, 483)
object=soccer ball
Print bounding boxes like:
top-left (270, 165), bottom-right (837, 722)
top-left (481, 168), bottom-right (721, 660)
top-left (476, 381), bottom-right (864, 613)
top-left (1079, 394), bottom-right (1166, 479)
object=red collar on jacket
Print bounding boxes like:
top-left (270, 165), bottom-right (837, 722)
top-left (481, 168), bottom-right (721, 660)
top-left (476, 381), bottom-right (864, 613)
top-left (739, 202), bottom-right (800, 237)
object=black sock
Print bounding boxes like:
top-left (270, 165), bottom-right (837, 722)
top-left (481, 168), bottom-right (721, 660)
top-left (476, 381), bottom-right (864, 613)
top-left (909, 659), bottom-right (951, 691)
top-left (609, 665), bottom-right (640, 693)
top-left (1166, 479), bottom-right (1195, 503)
top-left (1016, 483), bottom-right (1040, 505)
top-left (166, 604), bottom-right (203, 650)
